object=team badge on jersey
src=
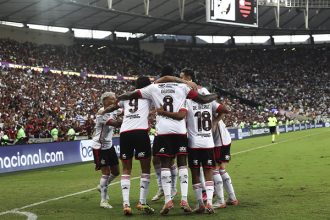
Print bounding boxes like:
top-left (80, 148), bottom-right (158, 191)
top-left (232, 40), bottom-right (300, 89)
top-left (137, 152), bottom-right (145, 158)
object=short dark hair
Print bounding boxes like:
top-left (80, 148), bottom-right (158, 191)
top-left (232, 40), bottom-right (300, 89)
top-left (160, 64), bottom-right (174, 77)
top-left (136, 76), bottom-right (151, 89)
top-left (181, 68), bottom-right (195, 82)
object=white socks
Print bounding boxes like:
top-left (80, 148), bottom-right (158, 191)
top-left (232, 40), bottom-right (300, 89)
top-left (108, 173), bottom-right (116, 185)
top-left (220, 169), bottom-right (237, 201)
top-left (213, 170), bottom-right (225, 204)
top-left (100, 175), bottom-right (109, 201)
top-left (170, 164), bottom-right (178, 193)
top-left (154, 164), bottom-right (162, 191)
top-left (121, 175), bottom-right (131, 206)
top-left (161, 168), bottom-right (172, 204)
top-left (199, 167), bottom-right (206, 191)
top-left (193, 183), bottom-right (203, 205)
top-left (139, 173), bottom-right (150, 204)
top-left (205, 181), bottom-right (214, 206)
top-left (179, 166), bottom-right (189, 202)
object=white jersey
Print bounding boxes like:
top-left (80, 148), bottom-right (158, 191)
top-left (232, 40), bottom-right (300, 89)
top-left (138, 83), bottom-right (198, 135)
top-left (118, 98), bottom-right (152, 133)
top-left (92, 109), bottom-right (119, 150)
top-left (213, 120), bottom-right (231, 147)
top-left (186, 87), bottom-right (221, 149)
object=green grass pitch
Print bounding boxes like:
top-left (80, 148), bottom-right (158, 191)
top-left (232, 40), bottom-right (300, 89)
top-left (1, 128), bottom-right (329, 220)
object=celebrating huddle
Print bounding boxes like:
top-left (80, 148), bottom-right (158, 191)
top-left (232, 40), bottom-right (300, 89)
top-left (91, 66), bottom-right (238, 215)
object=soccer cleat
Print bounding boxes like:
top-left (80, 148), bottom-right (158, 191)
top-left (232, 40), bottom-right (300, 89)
top-left (213, 200), bottom-right (227, 209)
top-left (160, 200), bottom-right (174, 215)
top-left (123, 204), bottom-right (132, 215)
top-left (205, 203), bottom-right (215, 214)
top-left (100, 200), bottom-right (113, 209)
top-left (136, 203), bottom-right (155, 214)
top-left (192, 203), bottom-right (205, 214)
top-left (226, 199), bottom-right (239, 206)
top-left (180, 200), bottom-right (192, 213)
top-left (151, 189), bottom-right (164, 201)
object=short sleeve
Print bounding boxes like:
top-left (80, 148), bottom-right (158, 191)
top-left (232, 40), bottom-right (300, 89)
top-left (103, 113), bottom-right (116, 125)
top-left (179, 100), bottom-right (188, 112)
top-left (212, 101), bottom-right (222, 113)
top-left (139, 84), bottom-right (154, 100)
top-left (118, 100), bottom-right (124, 108)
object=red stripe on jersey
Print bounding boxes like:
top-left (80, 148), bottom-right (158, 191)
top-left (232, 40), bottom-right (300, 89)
top-left (156, 153), bottom-right (175, 157)
top-left (187, 89), bottom-right (198, 99)
top-left (203, 165), bottom-right (215, 169)
top-left (137, 89), bottom-right (142, 98)
top-left (179, 108), bottom-right (188, 113)
top-left (216, 104), bottom-right (223, 113)
top-left (105, 119), bottom-right (113, 126)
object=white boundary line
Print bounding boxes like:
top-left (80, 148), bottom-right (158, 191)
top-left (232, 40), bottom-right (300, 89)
top-left (0, 129), bottom-right (328, 218)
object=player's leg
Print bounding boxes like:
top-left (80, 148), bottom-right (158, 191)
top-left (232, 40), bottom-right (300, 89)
top-left (135, 131), bottom-right (154, 214)
top-left (219, 145), bottom-right (238, 205)
top-left (213, 147), bottom-right (226, 209)
top-left (176, 136), bottom-right (192, 213)
top-left (159, 156), bottom-right (174, 215)
top-left (152, 136), bottom-right (164, 201)
top-left (191, 167), bottom-right (205, 213)
top-left (99, 166), bottom-right (112, 208)
top-left (270, 126), bottom-right (276, 143)
top-left (151, 156), bottom-right (164, 201)
top-left (199, 167), bottom-right (207, 203)
top-left (202, 149), bottom-right (216, 214)
top-left (154, 136), bottom-right (174, 215)
top-left (119, 133), bottom-right (134, 215)
top-left (170, 159), bottom-right (178, 198)
top-left (188, 148), bottom-right (205, 214)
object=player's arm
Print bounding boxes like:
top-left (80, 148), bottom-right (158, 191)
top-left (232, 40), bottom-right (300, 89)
top-left (212, 104), bottom-right (230, 130)
top-left (156, 105), bottom-right (187, 120)
top-left (117, 90), bottom-right (140, 101)
top-left (106, 118), bottom-right (122, 128)
top-left (155, 76), bottom-right (198, 90)
top-left (101, 104), bottom-right (120, 115)
top-left (191, 92), bottom-right (218, 104)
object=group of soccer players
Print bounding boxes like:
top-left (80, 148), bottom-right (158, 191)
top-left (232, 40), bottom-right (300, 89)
top-left (91, 66), bottom-right (238, 215)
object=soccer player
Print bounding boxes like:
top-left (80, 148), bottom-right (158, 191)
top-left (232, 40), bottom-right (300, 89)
top-left (92, 92), bottom-right (121, 209)
top-left (104, 77), bottom-right (155, 215)
top-left (157, 87), bottom-right (225, 214)
top-left (213, 116), bottom-right (239, 207)
top-left (161, 68), bottom-right (229, 212)
top-left (117, 67), bottom-right (217, 215)
top-left (268, 112), bottom-right (278, 143)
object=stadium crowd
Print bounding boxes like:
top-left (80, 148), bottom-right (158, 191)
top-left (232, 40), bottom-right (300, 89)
top-left (0, 39), bottom-right (329, 143)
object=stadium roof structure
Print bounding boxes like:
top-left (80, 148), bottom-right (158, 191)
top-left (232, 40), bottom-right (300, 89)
top-left (1, 0), bottom-right (330, 38)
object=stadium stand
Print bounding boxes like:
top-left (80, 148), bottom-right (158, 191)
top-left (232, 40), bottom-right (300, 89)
top-left (0, 38), bottom-right (329, 144)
